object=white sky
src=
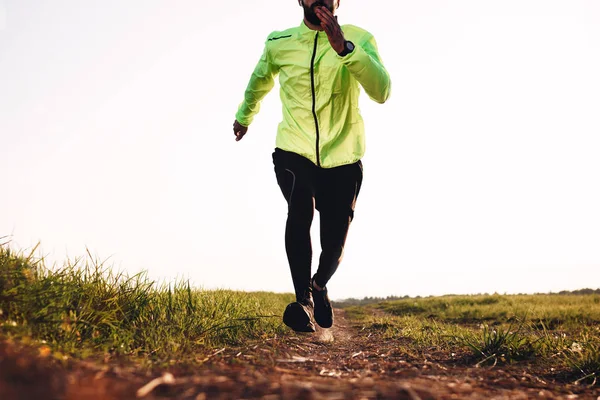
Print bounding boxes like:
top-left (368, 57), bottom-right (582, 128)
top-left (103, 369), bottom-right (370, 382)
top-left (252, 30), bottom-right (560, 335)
top-left (1, 0), bottom-right (599, 299)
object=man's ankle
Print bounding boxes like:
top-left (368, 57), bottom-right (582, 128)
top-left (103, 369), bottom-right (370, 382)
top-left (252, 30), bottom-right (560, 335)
top-left (312, 278), bottom-right (324, 292)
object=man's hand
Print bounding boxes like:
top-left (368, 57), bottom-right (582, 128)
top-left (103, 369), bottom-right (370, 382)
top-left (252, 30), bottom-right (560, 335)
top-left (314, 6), bottom-right (345, 55)
top-left (233, 120), bottom-right (248, 142)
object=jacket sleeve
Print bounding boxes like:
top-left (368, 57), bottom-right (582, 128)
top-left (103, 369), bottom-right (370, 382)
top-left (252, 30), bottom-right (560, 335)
top-left (235, 39), bottom-right (279, 127)
top-left (338, 32), bottom-right (391, 104)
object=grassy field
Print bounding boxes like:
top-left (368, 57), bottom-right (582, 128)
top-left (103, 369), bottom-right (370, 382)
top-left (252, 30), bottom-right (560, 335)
top-left (0, 244), bottom-right (293, 366)
top-left (338, 294), bottom-right (600, 384)
top-left (1, 243), bottom-right (599, 385)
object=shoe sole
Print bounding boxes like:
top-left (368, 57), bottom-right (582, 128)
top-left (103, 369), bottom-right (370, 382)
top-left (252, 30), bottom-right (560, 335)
top-left (283, 303), bottom-right (315, 333)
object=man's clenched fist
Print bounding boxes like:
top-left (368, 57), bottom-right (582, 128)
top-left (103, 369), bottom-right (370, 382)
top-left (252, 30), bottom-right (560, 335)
top-left (233, 120), bottom-right (248, 141)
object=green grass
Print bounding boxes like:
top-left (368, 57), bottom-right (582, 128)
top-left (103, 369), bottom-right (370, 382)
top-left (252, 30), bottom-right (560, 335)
top-left (0, 244), bottom-right (293, 365)
top-left (371, 294), bottom-right (600, 327)
top-left (3, 241), bottom-right (599, 384)
top-left (346, 294), bottom-right (600, 384)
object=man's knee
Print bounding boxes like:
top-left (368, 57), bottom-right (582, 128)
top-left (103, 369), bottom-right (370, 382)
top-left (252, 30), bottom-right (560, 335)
top-left (322, 245), bottom-right (344, 261)
top-left (287, 204), bottom-right (314, 231)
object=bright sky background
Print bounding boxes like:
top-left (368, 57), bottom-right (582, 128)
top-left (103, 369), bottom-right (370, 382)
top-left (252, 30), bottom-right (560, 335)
top-left (1, 0), bottom-right (599, 300)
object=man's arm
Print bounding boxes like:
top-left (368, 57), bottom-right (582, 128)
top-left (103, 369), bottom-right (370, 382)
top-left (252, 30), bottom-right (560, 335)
top-left (338, 33), bottom-right (391, 104)
top-left (233, 39), bottom-right (279, 140)
top-left (315, 7), bottom-right (391, 104)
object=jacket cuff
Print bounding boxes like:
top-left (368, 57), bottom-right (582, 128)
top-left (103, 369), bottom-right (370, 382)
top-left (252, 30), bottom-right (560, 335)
top-left (235, 110), bottom-right (251, 127)
top-left (336, 42), bottom-right (369, 66)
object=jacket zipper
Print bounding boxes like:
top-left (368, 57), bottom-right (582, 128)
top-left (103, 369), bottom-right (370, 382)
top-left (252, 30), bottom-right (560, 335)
top-left (310, 32), bottom-right (321, 167)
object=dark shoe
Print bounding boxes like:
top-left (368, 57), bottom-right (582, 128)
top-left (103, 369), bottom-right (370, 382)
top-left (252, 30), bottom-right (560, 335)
top-left (311, 278), bottom-right (333, 328)
top-left (283, 291), bottom-right (315, 333)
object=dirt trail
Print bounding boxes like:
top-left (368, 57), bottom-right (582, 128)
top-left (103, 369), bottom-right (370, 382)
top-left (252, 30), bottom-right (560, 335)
top-left (1, 309), bottom-right (599, 399)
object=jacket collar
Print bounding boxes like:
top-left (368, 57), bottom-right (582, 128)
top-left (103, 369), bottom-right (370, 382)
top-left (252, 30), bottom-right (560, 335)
top-left (298, 19), bottom-right (319, 35)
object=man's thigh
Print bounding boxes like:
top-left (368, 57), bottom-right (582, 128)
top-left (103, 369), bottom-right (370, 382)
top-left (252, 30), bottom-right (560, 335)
top-left (315, 161), bottom-right (363, 220)
top-left (272, 149), bottom-right (317, 209)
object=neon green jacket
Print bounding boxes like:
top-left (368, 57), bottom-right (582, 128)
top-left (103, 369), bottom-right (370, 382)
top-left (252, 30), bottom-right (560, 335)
top-left (235, 20), bottom-right (391, 168)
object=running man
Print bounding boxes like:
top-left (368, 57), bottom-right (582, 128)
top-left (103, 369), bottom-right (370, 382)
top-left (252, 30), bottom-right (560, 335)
top-left (233, 0), bottom-right (391, 332)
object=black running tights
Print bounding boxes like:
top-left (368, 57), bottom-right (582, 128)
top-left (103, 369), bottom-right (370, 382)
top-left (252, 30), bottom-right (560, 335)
top-left (272, 148), bottom-right (363, 301)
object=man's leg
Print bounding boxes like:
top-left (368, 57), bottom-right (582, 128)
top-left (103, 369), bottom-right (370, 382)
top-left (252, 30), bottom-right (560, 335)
top-left (313, 160), bottom-right (363, 289)
top-left (272, 149), bottom-right (316, 301)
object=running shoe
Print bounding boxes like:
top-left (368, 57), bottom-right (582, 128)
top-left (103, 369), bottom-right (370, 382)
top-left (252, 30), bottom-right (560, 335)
top-left (311, 278), bottom-right (333, 328)
top-left (283, 290), bottom-right (315, 333)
